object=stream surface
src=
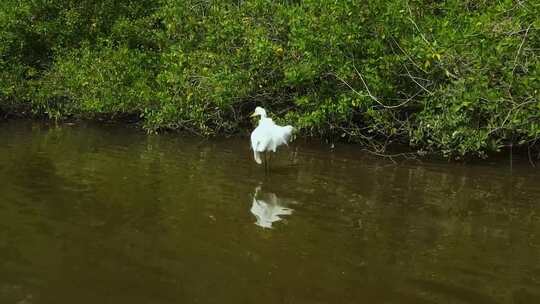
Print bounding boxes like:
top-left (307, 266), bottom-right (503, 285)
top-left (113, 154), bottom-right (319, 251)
top-left (1, 120), bottom-right (539, 304)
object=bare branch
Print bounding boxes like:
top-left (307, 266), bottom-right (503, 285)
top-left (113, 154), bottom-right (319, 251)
top-left (361, 149), bottom-right (421, 164)
top-left (353, 64), bottom-right (417, 109)
top-left (406, 1), bottom-right (435, 52)
top-left (512, 23), bottom-right (533, 75)
top-left (404, 65), bottom-right (434, 95)
top-left (390, 36), bottom-right (427, 74)
top-left (488, 98), bottom-right (537, 135)
top-left (330, 66), bottom-right (419, 110)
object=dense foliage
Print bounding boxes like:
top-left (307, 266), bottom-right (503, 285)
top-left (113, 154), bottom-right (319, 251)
top-left (1, 0), bottom-right (539, 157)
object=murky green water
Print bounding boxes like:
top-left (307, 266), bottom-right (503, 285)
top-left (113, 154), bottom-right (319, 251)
top-left (1, 120), bottom-right (539, 304)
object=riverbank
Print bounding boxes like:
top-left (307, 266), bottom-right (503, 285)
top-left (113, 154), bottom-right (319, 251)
top-left (1, 1), bottom-right (538, 158)
top-left (2, 116), bottom-right (538, 166)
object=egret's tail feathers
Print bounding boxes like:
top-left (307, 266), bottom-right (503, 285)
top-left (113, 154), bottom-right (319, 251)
top-left (253, 150), bottom-right (262, 164)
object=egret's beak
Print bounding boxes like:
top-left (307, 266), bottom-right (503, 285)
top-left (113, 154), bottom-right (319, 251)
top-left (250, 112), bottom-right (257, 118)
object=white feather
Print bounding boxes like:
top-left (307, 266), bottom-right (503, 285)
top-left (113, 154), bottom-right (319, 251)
top-left (250, 107), bottom-right (294, 165)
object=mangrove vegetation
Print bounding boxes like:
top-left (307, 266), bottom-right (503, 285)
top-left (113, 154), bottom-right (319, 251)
top-left (0, 0), bottom-right (539, 157)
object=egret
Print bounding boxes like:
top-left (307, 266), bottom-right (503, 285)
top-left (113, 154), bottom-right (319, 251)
top-left (250, 107), bottom-right (294, 171)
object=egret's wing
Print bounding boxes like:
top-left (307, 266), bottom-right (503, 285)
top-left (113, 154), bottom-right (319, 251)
top-left (281, 125), bottom-right (294, 143)
top-left (250, 128), bottom-right (264, 164)
top-left (251, 122), bottom-right (274, 152)
top-left (250, 127), bottom-right (261, 150)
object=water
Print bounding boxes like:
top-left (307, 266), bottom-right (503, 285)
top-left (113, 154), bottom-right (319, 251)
top-left (1, 120), bottom-right (539, 304)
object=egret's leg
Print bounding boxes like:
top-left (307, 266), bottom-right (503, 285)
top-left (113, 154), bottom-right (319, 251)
top-left (264, 152), bottom-right (268, 174)
top-left (286, 144), bottom-right (294, 163)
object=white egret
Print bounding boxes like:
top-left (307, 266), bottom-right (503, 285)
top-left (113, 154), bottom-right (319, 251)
top-left (250, 107), bottom-right (294, 170)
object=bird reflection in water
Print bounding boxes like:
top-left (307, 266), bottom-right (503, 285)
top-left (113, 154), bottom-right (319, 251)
top-left (250, 185), bottom-right (294, 229)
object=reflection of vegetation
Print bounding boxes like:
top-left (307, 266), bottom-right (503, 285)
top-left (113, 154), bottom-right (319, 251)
top-left (326, 162), bottom-right (540, 303)
top-left (1, 1), bottom-right (539, 157)
top-left (0, 122), bottom-right (266, 302)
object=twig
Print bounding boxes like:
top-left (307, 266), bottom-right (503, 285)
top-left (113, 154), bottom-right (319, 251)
top-left (331, 69), bottom-right (417, 110)
top-left (390, 36), bottom-right (427, 74)
top-left (404, 65), bottom-right (433, 95)
top-left (361, 149), bottom-right (420, 164)
top-left (355, 63), bottom-right (416, 109)
top-left (512, 23), bottom-right (533, 75)
top-left (398, 74), bottom-right (431, 82)
top-left (353, 65), bottom-right (379, 102)
top-left (406, 1), bottom-right (435, 52)
top-left (488, 98), bottom-right (537, 135)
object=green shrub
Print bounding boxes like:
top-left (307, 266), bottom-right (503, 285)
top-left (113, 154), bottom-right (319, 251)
top-left (1, 0), bottom-right (539, 157)
top-left (33, 44), bottom-right (157, 119)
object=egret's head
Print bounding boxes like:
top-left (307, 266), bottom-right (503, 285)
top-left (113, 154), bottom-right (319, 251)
top-left (250, 107), bottom-right (267, 118)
